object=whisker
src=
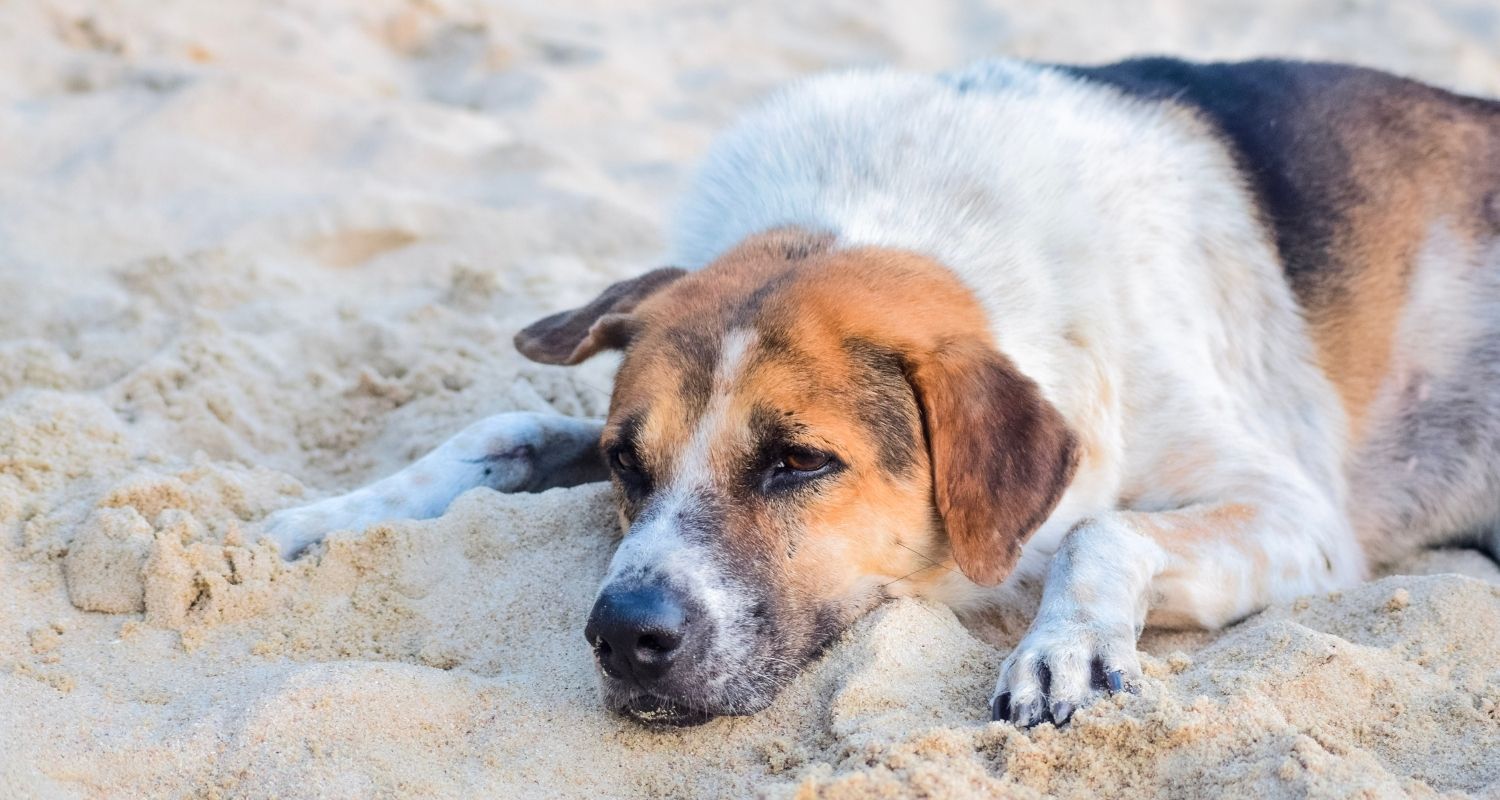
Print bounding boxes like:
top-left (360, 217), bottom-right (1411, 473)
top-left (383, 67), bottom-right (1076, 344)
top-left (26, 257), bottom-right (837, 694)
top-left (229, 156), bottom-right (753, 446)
top-left (905, 598), bottom-right (953, 625)
top-left (877, 549), bottom-right (959, 624)
top-left (893, 540), bottom-right (956, 574)
top-left (879, 562), bottom-right (938, 589)
top-left (573, 378), bottom-right (613, 398)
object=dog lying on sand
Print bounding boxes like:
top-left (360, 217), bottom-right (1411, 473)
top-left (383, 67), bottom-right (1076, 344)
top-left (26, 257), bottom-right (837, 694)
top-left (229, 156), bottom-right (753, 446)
top-left (264, 57), bottom-right (1500, 728)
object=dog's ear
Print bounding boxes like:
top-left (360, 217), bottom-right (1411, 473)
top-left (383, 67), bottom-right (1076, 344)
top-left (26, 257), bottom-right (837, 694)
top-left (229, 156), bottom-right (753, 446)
top-left (907, 341), bottom-right (1079, 586)
top-left (513, 267), bottom-right (687, 365)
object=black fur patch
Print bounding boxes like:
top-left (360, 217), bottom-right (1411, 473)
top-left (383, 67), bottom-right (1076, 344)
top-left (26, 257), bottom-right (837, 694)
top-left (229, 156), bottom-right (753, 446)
top-left (607, 413), bottom-right (652, 513)
top-left (742, 404), bottom-right (808, 492)
top-left (734, 270), bottom-right (798, 329)
top-left (843, 337), bottom-right (919, 475)
top-left (663, 325), bottom-right (720, 420)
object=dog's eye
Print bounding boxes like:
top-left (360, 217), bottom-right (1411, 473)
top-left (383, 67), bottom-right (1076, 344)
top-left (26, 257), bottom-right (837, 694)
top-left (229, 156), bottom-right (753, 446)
top-left (777, 449), bottom-right (831, 473)
top-left (761, 447), bottom-right (840, 493)
top-left (610, 448), bottom-right (641, 473)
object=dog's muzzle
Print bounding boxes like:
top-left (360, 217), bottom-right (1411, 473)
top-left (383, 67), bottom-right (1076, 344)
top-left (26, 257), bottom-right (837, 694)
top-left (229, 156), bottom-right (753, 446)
top-left (584, 582), bottom-right (716, 726)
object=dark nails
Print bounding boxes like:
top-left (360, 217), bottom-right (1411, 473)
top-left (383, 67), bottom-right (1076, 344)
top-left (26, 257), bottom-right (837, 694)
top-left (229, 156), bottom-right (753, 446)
top-left (1017, 698), bottom-right (1045, 728)
top-left (991, 692), bottom-right (1011, 722)
top-left (1106, 670), bottom-right (1125, 693)
top-left (1050, 701), bottom-right (1075, 726)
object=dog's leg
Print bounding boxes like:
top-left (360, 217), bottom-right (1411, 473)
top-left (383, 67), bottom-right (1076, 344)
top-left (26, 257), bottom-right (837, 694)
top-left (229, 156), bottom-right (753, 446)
top-left (990, 500), bottom-right (1361, 727)
top-left (260, 412), bottom-right (606, 558)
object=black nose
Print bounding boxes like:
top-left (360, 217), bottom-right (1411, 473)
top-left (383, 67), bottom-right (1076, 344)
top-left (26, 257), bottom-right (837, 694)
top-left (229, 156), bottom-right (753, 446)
top-left (584, 585), bottom-right (688, 683)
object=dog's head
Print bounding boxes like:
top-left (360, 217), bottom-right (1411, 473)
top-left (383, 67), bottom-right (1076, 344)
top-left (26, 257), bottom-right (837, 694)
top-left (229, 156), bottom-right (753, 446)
top-left (515, 230), bottom-right (1079, 726)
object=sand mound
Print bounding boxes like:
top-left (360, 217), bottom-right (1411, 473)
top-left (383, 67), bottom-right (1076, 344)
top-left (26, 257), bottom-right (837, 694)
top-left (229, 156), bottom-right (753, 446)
top-left (3, 1), bottom-right (1499, 797)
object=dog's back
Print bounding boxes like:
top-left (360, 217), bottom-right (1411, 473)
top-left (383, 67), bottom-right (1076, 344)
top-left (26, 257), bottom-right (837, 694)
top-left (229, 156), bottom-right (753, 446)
top-left (1062, 59), bottom-right (1500, 562)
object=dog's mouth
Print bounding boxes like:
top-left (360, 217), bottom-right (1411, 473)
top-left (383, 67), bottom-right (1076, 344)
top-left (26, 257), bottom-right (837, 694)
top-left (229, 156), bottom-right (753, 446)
top-left (619, 694), bottom-right (718, 727)
top-left (595, 604), bottom-right (858, 729)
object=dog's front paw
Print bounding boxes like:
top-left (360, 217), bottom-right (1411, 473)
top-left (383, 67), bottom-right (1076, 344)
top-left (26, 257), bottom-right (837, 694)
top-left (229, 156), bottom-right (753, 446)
top-left (989, 616), bottom-right (1140, 728)
top-left (259, 501), bottom-right (358, 560)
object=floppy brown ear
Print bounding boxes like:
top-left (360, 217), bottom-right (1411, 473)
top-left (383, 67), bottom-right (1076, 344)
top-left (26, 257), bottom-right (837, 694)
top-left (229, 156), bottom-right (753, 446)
top-left (513, 267), bottom-right (686, 365)
top-left (908, 341), bottom-right (1080, 586)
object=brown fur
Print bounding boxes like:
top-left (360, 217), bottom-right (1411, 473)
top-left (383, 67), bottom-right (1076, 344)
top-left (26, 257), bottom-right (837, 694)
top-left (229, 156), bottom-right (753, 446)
top-left (907, 342), bottom-right (1079, 585)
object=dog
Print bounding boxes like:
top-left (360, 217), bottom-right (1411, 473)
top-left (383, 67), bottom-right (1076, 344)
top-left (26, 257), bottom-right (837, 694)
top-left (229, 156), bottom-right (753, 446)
top-left (262, 57), bottom-right (1500, 728)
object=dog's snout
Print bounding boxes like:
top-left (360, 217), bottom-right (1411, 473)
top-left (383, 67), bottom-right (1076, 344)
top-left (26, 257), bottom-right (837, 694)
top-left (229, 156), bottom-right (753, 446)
top-left (585, 586), bottom-right (689, 682)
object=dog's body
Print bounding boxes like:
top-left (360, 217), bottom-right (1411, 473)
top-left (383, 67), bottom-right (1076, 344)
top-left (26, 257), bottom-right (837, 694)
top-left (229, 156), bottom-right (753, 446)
top-left (265, 58), bottom-right (1500, 727)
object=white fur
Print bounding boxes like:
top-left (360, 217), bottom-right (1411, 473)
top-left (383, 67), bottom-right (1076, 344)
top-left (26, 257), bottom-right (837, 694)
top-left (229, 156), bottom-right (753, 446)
top-left (673, 327), bottom-right (756, 487)
top-left (599, 492), bottom-right (754, 691)
top-left (261, 412), bottom-right (603, 558)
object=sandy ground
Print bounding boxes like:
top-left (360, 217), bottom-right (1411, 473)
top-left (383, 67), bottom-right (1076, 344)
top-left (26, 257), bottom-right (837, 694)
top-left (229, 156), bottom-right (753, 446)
top-left (3, 1), bottom-right (1500, 797)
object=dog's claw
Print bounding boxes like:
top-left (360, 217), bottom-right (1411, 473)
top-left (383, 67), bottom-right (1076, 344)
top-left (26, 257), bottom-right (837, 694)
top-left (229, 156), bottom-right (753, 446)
top-left (1014, 697), bottom-right (1046, 728)
top-left (1050, 701), bottom-right (1075, 726)
top-left (991, 692), bottom-right (1011, 722)
top-left (1106, 669), bottom-right (1125, 694)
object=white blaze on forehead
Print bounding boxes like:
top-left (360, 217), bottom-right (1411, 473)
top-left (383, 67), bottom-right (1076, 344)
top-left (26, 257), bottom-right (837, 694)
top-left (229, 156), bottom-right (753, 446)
top-left (716, 327), bottom-right (757, 384)
top-left (673, 327), bottom-right (758, 490)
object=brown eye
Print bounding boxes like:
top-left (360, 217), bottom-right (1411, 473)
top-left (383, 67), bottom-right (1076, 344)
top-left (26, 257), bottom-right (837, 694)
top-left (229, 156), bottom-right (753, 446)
top-left (778, 449), bottom-right (831, 472)
top-left (763, 446), bottom-right (840, 493)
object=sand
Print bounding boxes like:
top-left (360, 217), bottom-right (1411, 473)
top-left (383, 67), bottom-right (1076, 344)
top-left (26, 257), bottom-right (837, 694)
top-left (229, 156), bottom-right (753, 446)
top-left (3, 1), bottom-right (1500, 797)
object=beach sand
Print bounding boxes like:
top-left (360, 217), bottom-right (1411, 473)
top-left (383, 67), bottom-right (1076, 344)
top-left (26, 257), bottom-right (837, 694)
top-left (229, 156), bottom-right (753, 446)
top-left (2, 1), bottom-right (1499, 797)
